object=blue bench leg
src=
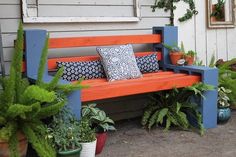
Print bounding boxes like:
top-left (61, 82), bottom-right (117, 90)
top-left (67, 90), bottom-right (81, 120)
top-left (200, 69), bottom-right (218, 129)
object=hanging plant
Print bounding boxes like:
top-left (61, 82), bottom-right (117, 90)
top-left (151, 0), bottom-right (198, 25)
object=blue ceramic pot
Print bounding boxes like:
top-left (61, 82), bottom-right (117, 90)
top-left (217, 107), bottom-right (231, 123)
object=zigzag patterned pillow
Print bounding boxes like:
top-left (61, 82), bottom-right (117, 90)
top-left (57, 60), bottom-right (105, 81)
top-left (136, 53), bottom-right (159, 73)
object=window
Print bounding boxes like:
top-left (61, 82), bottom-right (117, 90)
top-left (21, 0), bottom-right (141, 23)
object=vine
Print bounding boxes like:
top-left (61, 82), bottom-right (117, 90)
top-left (151, 0), bottom-right (198, 25)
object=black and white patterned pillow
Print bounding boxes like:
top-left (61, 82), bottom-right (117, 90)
top-left (136, 53), bottom-right (159, 73)
top-left (97, 44), bottom-right (142, 81)
top-left (57, 60), bottom-right (105, 81)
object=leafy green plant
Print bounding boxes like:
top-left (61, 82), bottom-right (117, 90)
top-left (141, 83), bottom-right (214, 135)
top-left (162, 43), bottom-right (181, 53)
top-left (218, 87), bottom-right (231, 108)
top-left (151, 0), bottom-right (198, 25)
top-left (216, 59), bottom-right (236, 105)
top-left (185, 50), bottom-right (197, 57)
top-left (78, 117), bottom-right (96, 143)
top-left (0, 22), bottom-right (84, 157)
top-left (82, 103), bottom-right (116, 133)
top-left (211, 0), bottom-right (225, 20)
top-left (46, 107), bottom-right (81, 152)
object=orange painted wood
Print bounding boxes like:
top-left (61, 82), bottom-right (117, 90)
top-left (80, 73), bottom-right (201, 102)
top-left (49, 34), bottom-right (161, 48)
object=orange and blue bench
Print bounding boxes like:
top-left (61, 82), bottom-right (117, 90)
top-left (24, 26), bottom-right (218, 128)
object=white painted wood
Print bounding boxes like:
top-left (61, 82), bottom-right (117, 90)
top-left (195, 0), bottom-right (207, 65)
top-left (38, 5), bottom-right (135, 17)
top-left (216, 29), bottom-right (228, 60)
top-left (174, 1), bottom-right (195, 52)
top-left (226, 28), bottom-right (236, 59)
top-left (0, 5), bottom-right (21, 18)
top-left (0, 18), bottom-right (169, 33)
top-left (206, 30), bottom-right (217, 65)
top-left (22, 0), bottom-right (142, 23)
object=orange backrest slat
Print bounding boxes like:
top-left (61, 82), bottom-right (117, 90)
top-left (49, 34), bottom-right (161, 48)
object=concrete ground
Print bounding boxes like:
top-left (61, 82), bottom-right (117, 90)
top-left (98, 111), bottom-right (236, 157)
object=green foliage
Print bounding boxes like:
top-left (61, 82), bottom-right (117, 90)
top-left (82, 103), bottom-right (116, 133)
top-left (162, 43), bottom-right (181, 52)
top-left (218, 87), bottom-right (231, 107)
top-left (211, 0), bottom-right (225, 20)
top-left (78, 117), bottom-right (96, 143)
top-left (46, 108), bottom-right (82, 152)
top-left (185, 50), bottom-right (197, 57)
top-left (0, 22), bottom-right (86, 157)
top-left (216, 59), bottom-right (236, 105)
top-left (141, 83), bottom-right (214, 135)
top-left (151, 0), bottom-right (198, 25)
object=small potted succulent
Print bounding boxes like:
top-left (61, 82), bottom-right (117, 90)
top-left (46, 108), bottom-right (82, 157)
top-left (163, 43), bottom-right (184, 65)
top-left (82, 103), bottom-right (116, 155)
top-left (78, 117), bottom-right (97, 157)
top-left (184, 50), bottom-right (196, 65)
top-left (217, 86), bottom-right (231, 123)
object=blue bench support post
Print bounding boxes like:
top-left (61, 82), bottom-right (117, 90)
top-left (24, 29), bottom-right (81, 120)
top-left (153, 27), bottom-right (218, 129)
top-left (153, 26), bottom-right (178, 67)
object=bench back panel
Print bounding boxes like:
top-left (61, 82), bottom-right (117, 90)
top-left (49, 34), bottom-right (161, 48)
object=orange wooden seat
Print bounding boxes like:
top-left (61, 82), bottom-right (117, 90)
top-left (81, 71), bottom-right (200, 102)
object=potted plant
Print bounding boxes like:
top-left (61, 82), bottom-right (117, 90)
top-left (0, 22), bottom-right (84, 157)
top-left (184, 50), bottom-right (197, 65)
top-left (163, 43), bottom-right (184, 65)
top-left (141, 83), bottom-right (214, 135)
top-left (78, 117), bottom-right (97, 157)
top-left (217, 87), bottom-right (231, 123)
top-left (82, 103), bottom-right (116, 155)
top-left (46, 107), bottom-right (82, 157)
top-left (211, 0), bottom-right (225, 21)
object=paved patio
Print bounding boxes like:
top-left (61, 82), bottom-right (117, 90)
top-left (98, 111), bottom-right (236, 157)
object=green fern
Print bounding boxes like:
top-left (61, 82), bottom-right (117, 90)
top-left (141, 83), bottom-right (214, 135)
top-left (0, 22), bottom-right (86, 157)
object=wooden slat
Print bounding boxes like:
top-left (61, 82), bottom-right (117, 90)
top-left (81, 74), bottom-right (201, 102)
top-left (49, 34), bottom-right (161, 48)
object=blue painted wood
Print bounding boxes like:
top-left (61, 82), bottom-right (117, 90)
top-left (25, 30), bottom-right (48, 79)
top-left (153, 26), bottom-right (178, 67)
top-left (165, 64), bottom-right (218, 128)
top-left (24, 30), bottom-right (81, 120)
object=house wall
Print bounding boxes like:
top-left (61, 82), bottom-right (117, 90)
top-left (0, 0), bottom-right (236, 120)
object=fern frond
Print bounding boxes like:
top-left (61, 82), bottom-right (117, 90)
top-left (21, 85), bottom-right (56, 103)
top-left (22, 124), bottom-right (56, 157)
top-left (36, 35), bottom-right (49, 86)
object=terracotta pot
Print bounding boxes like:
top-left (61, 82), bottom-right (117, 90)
top-left (169, 52), bottom-right (184, 65)
top-left (184, 55), bottom-right (194, 65)
top-left (95, 132), bottom-right (107, 155)
top-left (0, 132), bottom-right (28, 157)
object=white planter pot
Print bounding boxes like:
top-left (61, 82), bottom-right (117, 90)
top-left (80, 139), bottom-right (97, 157)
